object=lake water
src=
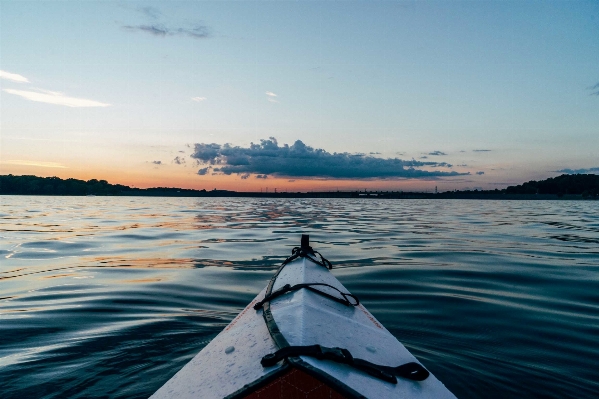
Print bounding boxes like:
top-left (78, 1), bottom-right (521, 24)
top-left (1, 196), bottom-right (598, 398)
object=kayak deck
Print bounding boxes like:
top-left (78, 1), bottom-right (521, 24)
top-left (151, 243), bottom-right (455, 399)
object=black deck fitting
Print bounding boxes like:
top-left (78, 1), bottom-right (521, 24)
top-left (301, 234), bottom-right (310, 249)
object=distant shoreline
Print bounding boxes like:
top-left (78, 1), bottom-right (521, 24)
top-left (0, 192), bottom-right (595, 201)
top-left (1, 173), bottom-right (598, 200)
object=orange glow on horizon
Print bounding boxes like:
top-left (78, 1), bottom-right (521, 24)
top-left (0, 163), bottom-right (452, 192)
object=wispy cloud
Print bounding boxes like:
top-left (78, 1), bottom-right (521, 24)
top-left (265, 91), bottom-right (278, 103)
top-left (428, 151), bottom-right (447, 156)
top-left (555, 167), bottom-right (599, 174)
top-left (190, 138), bottom-right (467, 180)
top-left (588, 82), bottom-right (599, 96)
top-left (152, 160), bottom-right (162, 165)
top-left (3, 88), bottom-right (110, 108)
top-left (2, 160), bottom-right (67, 168)
top-left (173, 156), bottom-right (186, 165)
top-left (473, 149), bottom-right (491, 152)
top-left (123, 24), bottom-right (168, 36)
top-left (476, 171), bottom-right (485, 175)
top-left (191, 96), bottom-right (207, 102)
top-left (0, 70), bottom-right (29, 83)
top-left (122, 24), bottom-right (210, 39)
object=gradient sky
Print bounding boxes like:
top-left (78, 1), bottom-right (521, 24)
top-left (1, 0), bottom-right (598, 192)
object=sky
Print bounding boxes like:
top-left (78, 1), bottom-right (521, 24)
top-left (1, 0), bottom-right (598, 192)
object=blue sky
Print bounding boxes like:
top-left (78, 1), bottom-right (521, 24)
top-left (1, 1), bottom-right (598, 191)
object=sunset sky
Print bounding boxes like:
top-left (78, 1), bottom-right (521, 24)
top-left (1, 1), bottom-right (598, 192)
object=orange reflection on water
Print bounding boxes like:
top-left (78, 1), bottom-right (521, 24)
top-left (93, 257), bottom-right (196, 269)
top-left (40, 273), bottom-right (74, 279)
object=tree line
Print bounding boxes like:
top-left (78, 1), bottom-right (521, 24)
top-left (1, 173), bottom-right (598, 197)
top-left (0, 174), bottom-right (211, 196)
top-left (505, 174), bottom-right (599, 197)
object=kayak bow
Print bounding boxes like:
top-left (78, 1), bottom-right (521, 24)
top-left (151, 235), bottom-right (456, 399)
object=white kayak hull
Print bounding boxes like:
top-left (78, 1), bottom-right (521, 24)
top-left (151, 241), bottom-right (456, 399)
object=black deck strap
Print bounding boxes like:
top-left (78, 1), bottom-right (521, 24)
top-left (254, 282), bottom-right (359, 310)
top-left (260, 345), bottom-right (429, 384)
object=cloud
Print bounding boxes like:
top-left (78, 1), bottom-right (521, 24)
top-left (152, 160), bottom-right (162, 165)
top-left (122, 24), bottom-right (210, 39)
top-left (256, 174), bottom-right (268, 179)
top-left (473, 149), bottom-right (491, 152)
top-left (554, 167), bottom-right (599, 174)
top-left (181, 25), bottom-right (211, 39)
top-left (265, 92), bottom-right (279, 103)
top-left (3, 88), bottom-right (110, 108)
top-left (198, 167), bottom-right (211, 175)
top-left (192, 143), bottom-right (221, 161)
top-left (192, 96), bottom-right (207, 102)
top-left (476, 171), bottom-right (485, 175)
top-left (2, 160), bottom-right (67, 168)
top-left (240, 173), bottom-right (250, 179)
top-left (428, 151), bottom-right (447, 156)
top-left (122, 24), bottom-right (168, 36)
top-left (588, 82), bottom-right (599, 96)
top-left (0, 70), bottom-right (29, 83)
top-left (190, 138), bottom-right (468, 180)
top-left (173, 156), bottom-right (186, 165)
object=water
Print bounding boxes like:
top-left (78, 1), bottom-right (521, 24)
top-left (1, 196), bottom-right (598, 398)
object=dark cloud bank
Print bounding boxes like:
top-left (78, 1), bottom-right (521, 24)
top-left (190, 138), bottom-right (469, 180)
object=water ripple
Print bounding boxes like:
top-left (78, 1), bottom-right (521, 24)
top-left (0, 196), bottom-right (598, 398)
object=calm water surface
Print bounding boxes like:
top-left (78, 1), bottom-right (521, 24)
top-left (1, 196), bottom-right (598, 398)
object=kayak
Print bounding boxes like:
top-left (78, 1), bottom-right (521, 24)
top-left (151, 235), bottom-right (456, 399)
